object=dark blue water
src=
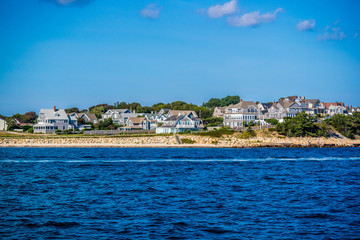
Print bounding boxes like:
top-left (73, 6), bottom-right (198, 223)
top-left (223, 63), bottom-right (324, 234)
top-left (1, 148), bottom-right (360, 239)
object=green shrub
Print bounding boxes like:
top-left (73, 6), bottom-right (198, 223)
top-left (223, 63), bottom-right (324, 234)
top-left (195, 127), bottom-right (234, 138)
top-left (238, 130), bottom-right (256, 139)
top-left (265, 119), bottom-right (279, 125)
top-left (325, 113), bottom-right (360, 139)
top-left (181, 138), bottom-right (195, 144)
top-left (276, 112), bottom-right (328, 137)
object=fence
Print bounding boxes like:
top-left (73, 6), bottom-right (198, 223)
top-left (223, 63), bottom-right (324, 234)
top-left (83, 130), bottom-right (156, 135)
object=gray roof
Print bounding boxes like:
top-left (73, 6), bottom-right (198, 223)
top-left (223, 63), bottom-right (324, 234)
top-left (40, 109), bottom-right (68, 120)
top-left (278, 101), bottom-right (301, 109)
top-left (228, 101), bottom-right (258, 109)
top-left (85, 113), bottom-right (97, 121)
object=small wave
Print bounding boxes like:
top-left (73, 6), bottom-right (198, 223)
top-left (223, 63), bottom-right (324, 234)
top-left (1, 157), bottom-right (360, 163)
top-left (43, 221), bottom-right (80, 228)
top-left (295, 213), bottom-right (334, 220)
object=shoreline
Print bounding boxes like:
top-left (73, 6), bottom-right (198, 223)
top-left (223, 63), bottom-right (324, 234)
top-left (1, 136), bottom-right (359, 148)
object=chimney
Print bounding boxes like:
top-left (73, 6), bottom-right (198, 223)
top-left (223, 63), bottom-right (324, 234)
top-left (54, 106), bottom-right (56, 112)
top-left (240, 99), bottom-right (242, 103)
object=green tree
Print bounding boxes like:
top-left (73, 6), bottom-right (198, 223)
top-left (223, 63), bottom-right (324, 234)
top-left (276, 112), bottom-right (328, 137)
top-left (89, 106), bottom-right (105, 118)
top-left (65, 107), bottom-right (79, 113)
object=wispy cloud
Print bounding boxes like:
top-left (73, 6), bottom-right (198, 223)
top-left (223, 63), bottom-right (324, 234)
top-left (140, 4), bottom-right (162, 19)
top-left (228, 8), bottom-right (283, 27)
top-left (318, 26), bottom-right (346, 41)
top-left (207, 0), bottom-right (237, 18)
top-left (40, 0), bottom-right (94, 6)
top-left (297, 19), bottom-right (315, 31)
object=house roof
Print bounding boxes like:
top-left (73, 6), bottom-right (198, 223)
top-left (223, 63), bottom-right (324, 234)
top-left (129, 117), bottom-right (145, 124)
top-left (285, 96), bottom-right (299, 101)
top-left (169, 110), bottom-right (198, 118)
top-left (228, 101), bottom-right (258, 110)
top-left (85, 113), bottom-right (97, 121)
top-left (259, 103), bottom-right (273, 109)
top-left (324, 102), bottom-right (344, 109)
top-left (40, 109), bottom-right (68, 120)
top-left (278, 101), bottom-right (301, 109)
top-left (304, 99), bottom-right (320, 105)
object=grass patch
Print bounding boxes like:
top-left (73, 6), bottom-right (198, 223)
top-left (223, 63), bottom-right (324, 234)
top-left (181, 138), bottom-right (196, 144)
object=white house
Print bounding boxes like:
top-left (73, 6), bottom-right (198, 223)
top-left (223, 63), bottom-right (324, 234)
top-left (33, 107), bottom-right (74, 134)
top-left (101, 109), bottom-right (143, 125)
top-left (266, 101), bottom-right (304, 120)
top-left (0, 119), bottom-right (7, 131)
top-left (156, 115), bottom-right (204, 134)
top-left (223, 100), bottom-right (260, 128)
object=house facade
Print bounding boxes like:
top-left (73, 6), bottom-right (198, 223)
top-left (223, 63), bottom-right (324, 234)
top-left (213, 106), bottom-right (226, 118)
top-left (0, 119), bottom-right (7, 131)
top-left (223, 101), bottom-right (260, 128)
top-left (101, 109), bottom-right (142, 125)
top-left (33, 107), bottom-right (74, 133)
top-left (120, 117), bottom-right (148, 130)
top-left (266, 101), bottom-right (304, 120)
top-left (156, 115), bottom-right (204, 134)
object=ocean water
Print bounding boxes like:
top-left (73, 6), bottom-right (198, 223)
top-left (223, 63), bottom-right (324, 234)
top-left (0, 147), bottom-right (359, 239)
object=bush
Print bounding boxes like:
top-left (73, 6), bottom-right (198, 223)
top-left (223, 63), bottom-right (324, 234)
top-left (276, 112), bottom-right (328, 137)
top-left (325, 113), bottom-right (360, 139)
top-left (203, 117), bottom-right (223, 127)
top-left (265, 119), bottom-right (279, 125)
top-left (195, 127), bottom-right (234, 138)
top-left (28, 127), bottom-right (34, 133)
top-left (181, 138), bottom-right (196, 144)
top-left (238, 129), bottom-right (256, 139)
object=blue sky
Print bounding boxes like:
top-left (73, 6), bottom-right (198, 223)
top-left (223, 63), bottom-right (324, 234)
top-left (0, 0), bottom-right (359, 115)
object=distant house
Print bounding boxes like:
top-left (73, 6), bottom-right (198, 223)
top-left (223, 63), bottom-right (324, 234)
top-left (34, 107), bottom-right (74, 134)
top-left (303, 99), bottom-right (325, 115)
top-left (328, 105), bottom-right (347, 116)
top-left (121, 117), bottom-right (148, 130)
top-left (349, 106), bottom-right (360, 114)
top-left (156, 115), bottom-right (204, 134)
top-left (0, 119), bottom-right (7, 131)
top-left (266, 101), bottom-right (304, 119)
top-left (167, 110), bottom-right (198, 118)
top-left (68, 113), bottom-right (79, 127)
top-left (223, 100), bottom-right (260, 128)
top-left (84, 113), bottom-right (98, 124)
top-left (213, 106), bottom-right (226, 118)
top-left (101, 109), bottom-right (142, 125)
top-left (257, 102), bottom-right (273, 115)
top-left (74, 113), bottom-right (98, 124)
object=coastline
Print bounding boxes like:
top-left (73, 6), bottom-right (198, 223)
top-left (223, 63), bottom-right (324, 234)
top-left (1, 135), bottom-right (359, 148)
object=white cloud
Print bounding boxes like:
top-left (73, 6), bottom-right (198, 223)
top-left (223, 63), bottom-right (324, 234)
top-left (228, 8), bottom-right (283, 27)
top-left (297, 19), bottom-right (315, 31)
top-left (140, 4), bottom-right (162, 19)
top-left (318, 27), bottom-right (346, 41)
top-left (207, 0), bottom-right (237, 18)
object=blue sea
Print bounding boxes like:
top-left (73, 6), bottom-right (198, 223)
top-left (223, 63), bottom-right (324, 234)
top-left (0, 147), bottom-right (360, 239)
